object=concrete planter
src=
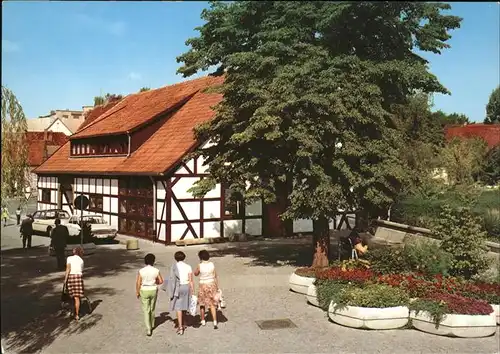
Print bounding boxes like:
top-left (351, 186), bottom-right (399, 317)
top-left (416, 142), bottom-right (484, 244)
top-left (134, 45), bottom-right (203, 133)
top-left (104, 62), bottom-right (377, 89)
top-left (328, 301), bottom-right (409, 329)
top-left (410, 310), bottom-right (497, 338)
top-left (306, 284), bottom-right (320, 307)
top-left (289, 272), bottom-right (315, 295)
top-left (490, 304), bottom-right (500, 325)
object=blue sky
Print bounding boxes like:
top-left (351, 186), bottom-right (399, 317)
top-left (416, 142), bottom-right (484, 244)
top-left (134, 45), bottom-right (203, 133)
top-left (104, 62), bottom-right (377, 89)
top-left (2, 1), bottom-right (499, 122)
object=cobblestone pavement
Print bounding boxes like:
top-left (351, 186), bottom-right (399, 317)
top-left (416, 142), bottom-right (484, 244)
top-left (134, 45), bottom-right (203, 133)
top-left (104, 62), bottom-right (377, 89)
top-left (1, 225), bottom-right (499, 353)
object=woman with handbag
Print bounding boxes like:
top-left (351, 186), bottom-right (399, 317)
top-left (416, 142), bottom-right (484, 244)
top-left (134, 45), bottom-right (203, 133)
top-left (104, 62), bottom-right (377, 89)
top-left (194, 250), bottom-right (219, 329)
top-left (135, 253), bottom-right (164, 336)
top-left (64, 247), bottom-right (85, 321)
top-left (168, 251), bottom-right (193, 335)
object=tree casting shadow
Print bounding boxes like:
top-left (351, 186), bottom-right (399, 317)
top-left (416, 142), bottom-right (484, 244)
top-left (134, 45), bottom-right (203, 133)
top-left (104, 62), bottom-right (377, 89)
top-left (1, 245), bottom-right (144, 353)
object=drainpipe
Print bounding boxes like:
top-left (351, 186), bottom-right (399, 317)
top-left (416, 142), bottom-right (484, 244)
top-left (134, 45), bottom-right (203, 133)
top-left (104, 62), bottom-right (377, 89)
top-left (150, 176), bottom-right (157, 243)
top-left (127, 133), bottom-right (131, 157)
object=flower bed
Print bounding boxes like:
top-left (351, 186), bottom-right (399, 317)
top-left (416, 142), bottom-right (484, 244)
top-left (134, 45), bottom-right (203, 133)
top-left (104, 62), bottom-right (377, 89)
top-left (410, 293), bottom-right (496, 337)
top-left (327, 284), bottom-right (410, 329)
top-left (289, 268), bottom-right (316, 294)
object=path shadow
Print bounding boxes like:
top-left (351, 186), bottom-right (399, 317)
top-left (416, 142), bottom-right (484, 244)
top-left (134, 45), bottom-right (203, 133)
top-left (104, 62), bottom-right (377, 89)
top-left (207, 237), bottom-right (343, 267)
top-left (1, 244), bottom-right (145, 353)
top-left (154, 312), bottom-right (173, 330)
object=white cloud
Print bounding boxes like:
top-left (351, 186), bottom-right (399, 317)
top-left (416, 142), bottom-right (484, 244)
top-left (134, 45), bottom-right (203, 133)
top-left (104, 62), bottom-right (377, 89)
top-left (128, 72), bottom-right (142, 81)
top-left (2, 40), bottom-right (20, 53)
top-left (75, 13), bottom-right (126, 36)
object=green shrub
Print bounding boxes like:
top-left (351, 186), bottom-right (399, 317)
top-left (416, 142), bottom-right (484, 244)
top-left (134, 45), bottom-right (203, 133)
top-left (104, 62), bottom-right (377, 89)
top-left (315, 280), bottom-right (355, 311)
top-left (403, 240), bottom-right (453, 277)
top-left (434, 205), bottom-right (489, 279)
top-left (333, 284), bottom-right (409, 310)
top-left (482, 209), bottom-right (500, 242)
top-left (365, 247), bottom-right (408, 274)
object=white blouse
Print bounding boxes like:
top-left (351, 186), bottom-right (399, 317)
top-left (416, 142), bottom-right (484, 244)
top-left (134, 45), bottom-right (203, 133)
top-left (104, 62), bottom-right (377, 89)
top-left (176, 261), bottom-right (192, 285)
top-left (199, 261), bottom-right (216, 284)
top-left (139, 265), bottom-right (160, 290)
top-left (67, 255), bottom-right (84, 275)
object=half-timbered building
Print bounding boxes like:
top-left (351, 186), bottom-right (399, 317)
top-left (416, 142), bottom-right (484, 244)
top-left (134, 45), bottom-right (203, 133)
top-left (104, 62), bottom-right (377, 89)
top-left (35, 76), bottom-right (354, 244)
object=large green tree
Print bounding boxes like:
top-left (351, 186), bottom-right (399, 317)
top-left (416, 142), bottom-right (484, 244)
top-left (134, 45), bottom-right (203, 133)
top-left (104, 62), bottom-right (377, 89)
top-left (1, 86), bottom-right (29, 199)
top-left (484, 86), bottom-right (500, 124)
top-left (178, 1), bottom-right (461, 262)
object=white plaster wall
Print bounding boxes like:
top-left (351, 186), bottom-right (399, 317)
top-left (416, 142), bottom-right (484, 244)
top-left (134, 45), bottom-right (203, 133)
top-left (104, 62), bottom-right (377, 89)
top-left (96, 179), bottom-right (103, 194)
top-left (103, 179), bottom-right (111, 195)
top-left (172, 177), bottom-right (200, 199)
top-left (245, 200), bottom-right (262, 216)
top-left (103, 196), bottom-right (111, 213)
top-left (156, 202), bottom-right (164, 220)
top-left (110, 215), bottom-right (118, 229)
top-left (48, 120), bottom-right (72, 135)
top-left (224, 220), bottom-right (242, 237)
top-left (110, 197), bottom-right (118, 214)
top-left (157, 225), bottom-right (166, 242)
top-left (203, 221), bottom-right (221, 238)
top-left (82, 178), bottom-right (89, 193)
top-left (197, 155), bottom-right (209, 173)
top-left (51, 190), bottom-right (57, 204)
top-left (205, 183), bottom-right (220, 199)
top-left (172, 201), bottom-right (199, 221)
top-left (89, 178), bottom-right (96, 193)
top-left (293, 219), bottom-right (313, 233)
top-left (110, 179), bottom-right (118, 195)
top-left (185, 159), bottom-right (195, 173)
top-left (156, 181), bottom-right (166, 200)
top-left (203, 201), bottom-right (220, 219)
top-left (245, 219), bottom-right (262, 236)
top-left (171, 222), bottom-right (201, 242)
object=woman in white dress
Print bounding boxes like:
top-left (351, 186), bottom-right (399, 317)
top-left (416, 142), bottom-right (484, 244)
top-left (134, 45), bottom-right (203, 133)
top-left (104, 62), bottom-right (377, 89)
top-left (169, 251), bottom-right (193, 335)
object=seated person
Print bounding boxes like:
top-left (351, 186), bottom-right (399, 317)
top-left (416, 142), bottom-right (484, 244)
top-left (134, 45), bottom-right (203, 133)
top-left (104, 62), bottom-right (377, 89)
top-left (348, 228), bottom-right (368, 255)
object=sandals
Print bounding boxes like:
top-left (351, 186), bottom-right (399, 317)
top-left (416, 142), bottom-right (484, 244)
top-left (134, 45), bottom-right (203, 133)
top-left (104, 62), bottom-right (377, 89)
top-left (176, 328), bottom-right (184, 335)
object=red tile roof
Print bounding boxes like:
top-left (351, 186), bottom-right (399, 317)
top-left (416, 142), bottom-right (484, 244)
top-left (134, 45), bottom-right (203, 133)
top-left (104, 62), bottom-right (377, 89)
top-left (72, 76), bottom-right (223, 139)
top-left (445, 124), bottom-right (500, 149)
top-left (26, 132), bottom-right (68, 166)
top-left (78, 99), bottom-right (122, 131)
top-left (35, 75), bottom-right (224, 175)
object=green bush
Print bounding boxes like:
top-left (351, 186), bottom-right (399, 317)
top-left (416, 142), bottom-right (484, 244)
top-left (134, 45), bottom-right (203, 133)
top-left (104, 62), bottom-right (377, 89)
top-left (482, 209), bottom-right (500, 242)
top-left (434, 205), bottom-right (489, 279)
top-left (333, 284), bottom-right (409, 310)
top-left (315, 280), bottom-right (355, 311)
top-left (365, 247), bottom-right (408, 274)
top-left (403, 240), bottom-right (453, 277)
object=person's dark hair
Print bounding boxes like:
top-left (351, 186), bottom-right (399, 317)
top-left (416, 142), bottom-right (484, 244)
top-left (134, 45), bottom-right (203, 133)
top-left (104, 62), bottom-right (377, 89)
top-left (198, 250), bottom-right (210, 261)
top-left (144, 253), bottom-right (156, 266)
top-left (55, 218), bottom-right (61, 225)
top-left (174, 251), bottom-right (186, 262)
top-left (73, 247), bottom-right (84, 257)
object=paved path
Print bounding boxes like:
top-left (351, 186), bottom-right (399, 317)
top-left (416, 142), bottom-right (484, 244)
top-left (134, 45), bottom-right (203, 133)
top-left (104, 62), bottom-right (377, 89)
top-left (1, 224), bottom-right (499, 353)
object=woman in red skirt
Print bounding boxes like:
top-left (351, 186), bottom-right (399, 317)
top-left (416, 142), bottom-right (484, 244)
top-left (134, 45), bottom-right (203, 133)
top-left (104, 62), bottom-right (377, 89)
top-left (64, 247), bottom-right (85, 320)
top-left (194, 250), bottom-right (219, 329)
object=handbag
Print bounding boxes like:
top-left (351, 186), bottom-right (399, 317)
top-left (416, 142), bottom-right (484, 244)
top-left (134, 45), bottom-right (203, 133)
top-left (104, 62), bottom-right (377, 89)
top-left (189, 295), bottom-right (198, 316)
top-left (61, 282), bottom-right (71, 303)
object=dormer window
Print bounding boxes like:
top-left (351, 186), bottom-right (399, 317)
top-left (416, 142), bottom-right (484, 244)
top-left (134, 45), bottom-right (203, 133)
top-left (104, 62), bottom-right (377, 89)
top-left (70, 134), bottom-right (128, 157)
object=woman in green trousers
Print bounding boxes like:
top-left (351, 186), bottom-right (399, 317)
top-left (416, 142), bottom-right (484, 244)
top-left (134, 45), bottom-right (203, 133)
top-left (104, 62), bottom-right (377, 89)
top-left (136, 253), bottom-right (164, 336)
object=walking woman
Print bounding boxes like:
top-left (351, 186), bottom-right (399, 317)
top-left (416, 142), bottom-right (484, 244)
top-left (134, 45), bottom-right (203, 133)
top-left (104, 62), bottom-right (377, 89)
top-left (194, 250), bottom-right (219, 329)
top-left (64, 247), bottom-right (85, 321)
top-left (168, 251), bottom-right (193, 335)
top-left (135, 253), bottom-right (163, 336)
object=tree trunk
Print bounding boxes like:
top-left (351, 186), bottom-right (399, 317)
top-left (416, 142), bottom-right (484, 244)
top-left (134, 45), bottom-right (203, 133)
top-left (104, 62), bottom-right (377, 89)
top-left (312, 217), bottom-right (330, 268)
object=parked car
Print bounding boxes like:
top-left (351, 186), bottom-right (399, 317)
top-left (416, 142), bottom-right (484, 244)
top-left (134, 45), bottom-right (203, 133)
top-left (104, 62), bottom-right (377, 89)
top-left (68, 214), bottom-right (117, 241)
top-left (32, 209), bottom-right (79, 236)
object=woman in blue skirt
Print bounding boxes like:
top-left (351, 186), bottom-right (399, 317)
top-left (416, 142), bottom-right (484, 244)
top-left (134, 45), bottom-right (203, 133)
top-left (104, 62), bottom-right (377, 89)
top-left (169, 251), bottom-right (193, 335)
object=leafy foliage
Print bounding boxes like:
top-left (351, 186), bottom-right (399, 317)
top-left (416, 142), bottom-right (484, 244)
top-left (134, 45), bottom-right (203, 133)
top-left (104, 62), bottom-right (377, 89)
top-left (434, 205), bottom-right (489, 278)
top-left (334, 284), bottom-right (409, 309)
top-left (480, 146), bottom-right (500, 186)
top-left (94, 93), bottom-right (123, 107)
top-left (484, 86), bottom-right (500, 124)
top-left (482, 209), bottom-right (500, 242)
top-left (178, 1), bottom-right (462, 259)
top-left (1, 86), bottom-right (29, 198)
top-left (139, 87), bottom-right (150, 92)
top-left (366, 240), bottom-right (452, 277)
top-left (439, 137), bottom-right (487, 185)
top-left (315, 280), bottom-right (354, 311)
